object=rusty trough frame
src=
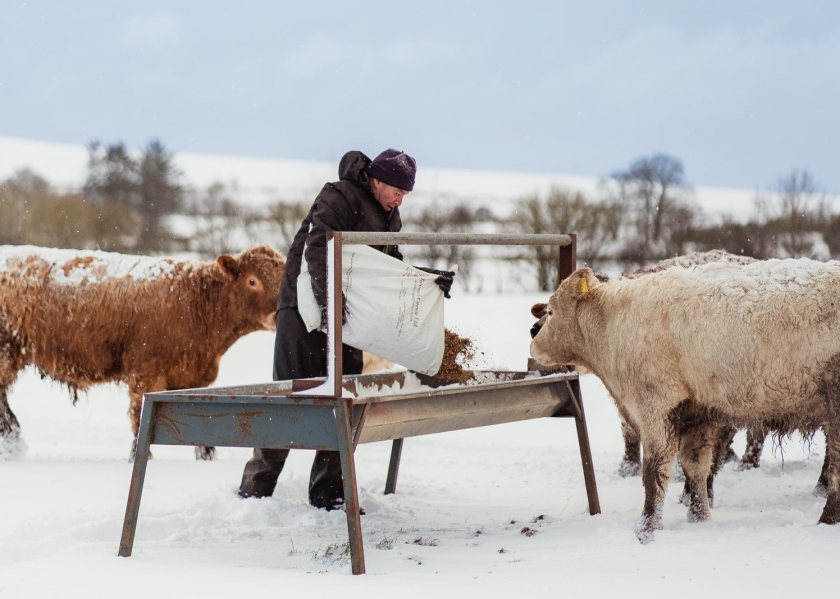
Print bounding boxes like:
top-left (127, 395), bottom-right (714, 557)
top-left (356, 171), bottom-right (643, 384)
top-left (117, 232), bottom-right (600, 576)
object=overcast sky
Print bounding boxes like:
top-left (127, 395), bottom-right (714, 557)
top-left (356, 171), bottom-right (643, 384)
top-left (2, 1), bottom-right (839, 192)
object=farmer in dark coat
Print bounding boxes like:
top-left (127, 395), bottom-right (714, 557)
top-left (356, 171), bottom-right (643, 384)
top-left (238, 148), bottom-right (453, 509)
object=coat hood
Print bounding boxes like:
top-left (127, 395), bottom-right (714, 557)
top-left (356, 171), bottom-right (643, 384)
top-left (338, 151), bottom-right (372, 185)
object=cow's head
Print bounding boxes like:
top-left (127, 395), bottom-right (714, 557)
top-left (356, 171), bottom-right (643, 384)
top-left (529, 267), bottom-right (599, 367)
top-left (217, 244), bottom-right (285, 331)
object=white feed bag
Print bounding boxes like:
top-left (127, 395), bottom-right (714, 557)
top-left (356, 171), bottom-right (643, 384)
top-left (297, 244), bottom-right (448, 375)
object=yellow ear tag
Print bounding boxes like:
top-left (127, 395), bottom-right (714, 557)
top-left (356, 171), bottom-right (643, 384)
top-left (577, 278), bottom-right (589, 293)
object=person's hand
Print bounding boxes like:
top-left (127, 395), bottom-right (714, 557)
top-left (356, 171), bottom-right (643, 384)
top-left (416, 266), bottom-right (455, 299)
top-left (319, 294), bottom-right (349, 328)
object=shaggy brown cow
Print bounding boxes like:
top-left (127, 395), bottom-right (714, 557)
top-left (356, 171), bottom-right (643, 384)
top-left (530, 260), bottom-right (840, 542)
top-left (0, 244), bottom-right (284, 459)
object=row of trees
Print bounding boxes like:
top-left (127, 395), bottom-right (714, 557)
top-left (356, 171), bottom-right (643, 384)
top-left (0, 140), bottom-right (183, 252)
top-left (512, 156), bottom-right (833, 287)
top-left (0, 142), bottom-right (834, 290)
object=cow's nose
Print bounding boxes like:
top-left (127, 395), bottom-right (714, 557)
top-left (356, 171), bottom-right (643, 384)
top-left (530, 322), bottom-right (541, 339)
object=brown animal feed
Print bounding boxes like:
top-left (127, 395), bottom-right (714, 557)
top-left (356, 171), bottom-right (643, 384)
top-left (434, 329), bottom-right (479, 384)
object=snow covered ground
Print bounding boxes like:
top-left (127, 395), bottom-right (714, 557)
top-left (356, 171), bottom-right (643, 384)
top-left (0, 292), bottom-right (833, 598)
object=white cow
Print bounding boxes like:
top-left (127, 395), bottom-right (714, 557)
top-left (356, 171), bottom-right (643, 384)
top-left (530, 259), bottom-right (840, 542)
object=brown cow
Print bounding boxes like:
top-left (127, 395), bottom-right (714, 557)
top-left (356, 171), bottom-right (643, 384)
top-left (0, 244), bottom-right (284, 460)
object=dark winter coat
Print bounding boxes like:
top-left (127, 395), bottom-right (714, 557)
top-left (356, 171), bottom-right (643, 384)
top-left (277, 150), bottom-right (404, 310)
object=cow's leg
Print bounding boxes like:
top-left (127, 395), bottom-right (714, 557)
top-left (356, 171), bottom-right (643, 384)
top-left (819, 358), bottom-right (840, 524)
top-left (678, 423), bottom-right (721, 522)
top-left (129, 382), bottom-right (216, 461)
top-left (739, 424), bottom-right (768, 470)
top-left (128, 389), bottom-right (144, 461)
top-left (128, 384), bottom-right (170, 461)
top-left (0, 388), bottom-right (23, 457)
top-left (707, 425), bottom-right (737, 507)
top-left (816, 440), bottom-right (829, 497)
top-left (618, 416), bottom-right (641, 477)
top-left (188, 381), bottom-right (216, 460)
top-left (635, 423), bottom-right (678, 543)
top-left (0, 329), bottom-right (27, 456)
top-left (195, 444), bottom-right (216, 461)
top-left (672, 455), bottom-right (686, 482)
top-left (717, 425), bottom-right (739, 466)
top-left (819, 421), bottom-right (840, 524)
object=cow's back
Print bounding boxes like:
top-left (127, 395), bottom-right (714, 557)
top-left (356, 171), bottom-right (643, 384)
top-left (0, 247), bottom-right (205, 387)
top-left (600, 258), bottom-right (840, 423)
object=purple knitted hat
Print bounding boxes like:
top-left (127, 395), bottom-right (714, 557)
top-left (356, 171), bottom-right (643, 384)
top-left (367, 149), bottom-right (417, 191)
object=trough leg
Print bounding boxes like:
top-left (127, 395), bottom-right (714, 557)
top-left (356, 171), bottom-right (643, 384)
top-left (119, 397), bottom-right (156, 557)
top-left (566, 380), bottom-right (601, 515)
top-left (335, 399), bottom-right (365, 574)
top-left (384, 439), bottom-right (404, 495)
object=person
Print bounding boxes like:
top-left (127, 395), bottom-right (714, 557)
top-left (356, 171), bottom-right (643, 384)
top-left (238, 148), bottom-right (454, 509)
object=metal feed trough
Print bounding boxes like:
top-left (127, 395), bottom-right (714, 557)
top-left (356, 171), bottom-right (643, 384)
top-left (118, 232), bottom-right (600, 575)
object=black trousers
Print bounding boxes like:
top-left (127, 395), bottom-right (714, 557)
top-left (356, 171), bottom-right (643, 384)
top-left (238, 308), bottom-right (363, 508)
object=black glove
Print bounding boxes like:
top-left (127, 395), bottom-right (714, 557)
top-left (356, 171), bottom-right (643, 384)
top-left (416, 266), bottom-right (455, 299)
top-left (319, 294), bottom-right (349, 328)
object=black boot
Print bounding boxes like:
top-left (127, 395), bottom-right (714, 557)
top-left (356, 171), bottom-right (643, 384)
top-left (239, 448), bottom-right (291, 498)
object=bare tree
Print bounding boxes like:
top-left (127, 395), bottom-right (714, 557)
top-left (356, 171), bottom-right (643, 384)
top-left (188, 182), bottom-right (248, 256)
top-left (754, 169), bottom-right (826, 258)
top-left (507, 195), bottom-right (558, 291)
top-left (0, 169), bottom-right (104, 249)
top-left (508, 187), bottom-right (624, 290)
top-left (610, 154), bottom-right (692, 264)
top-left (402, 200), bottom-right (479, 291)
top-left (1, 169), bottom-right (49, 244)
top-left (266, 199), bottom-right (310, 254)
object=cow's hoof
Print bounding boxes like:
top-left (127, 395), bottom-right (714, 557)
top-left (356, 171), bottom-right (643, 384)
top-left (818, 502), bottom-right (840, 524)
top-left (127, 440), bottom-right (154, 462)
top-left (634, 524), bottom-right (656, 544)
top-left (617, 459), bottom-right (641, 478)
top-left (737, 459), bottom-right (759, 471)
top-left (687, 505), bottom-right (710, 523)
top-left (0, 434), bottom-right (27, 459)
top-left (723, 447), bottom-right (738, 464)
top-left (634, 514), bottom-right (662, 544)
top-left (195, 445), bottom-right (216, 461)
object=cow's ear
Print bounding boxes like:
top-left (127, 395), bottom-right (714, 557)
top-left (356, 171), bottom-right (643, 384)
top-left (217, 255), bottom-right (239, 277)
top-left (570, 267), bottom-right (598, 299)
top-left (531, 303), bottom-right (547, 318)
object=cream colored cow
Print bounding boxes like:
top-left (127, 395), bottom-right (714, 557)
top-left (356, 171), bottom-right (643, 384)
top-left (531, 259), bottom-right (840, 542)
